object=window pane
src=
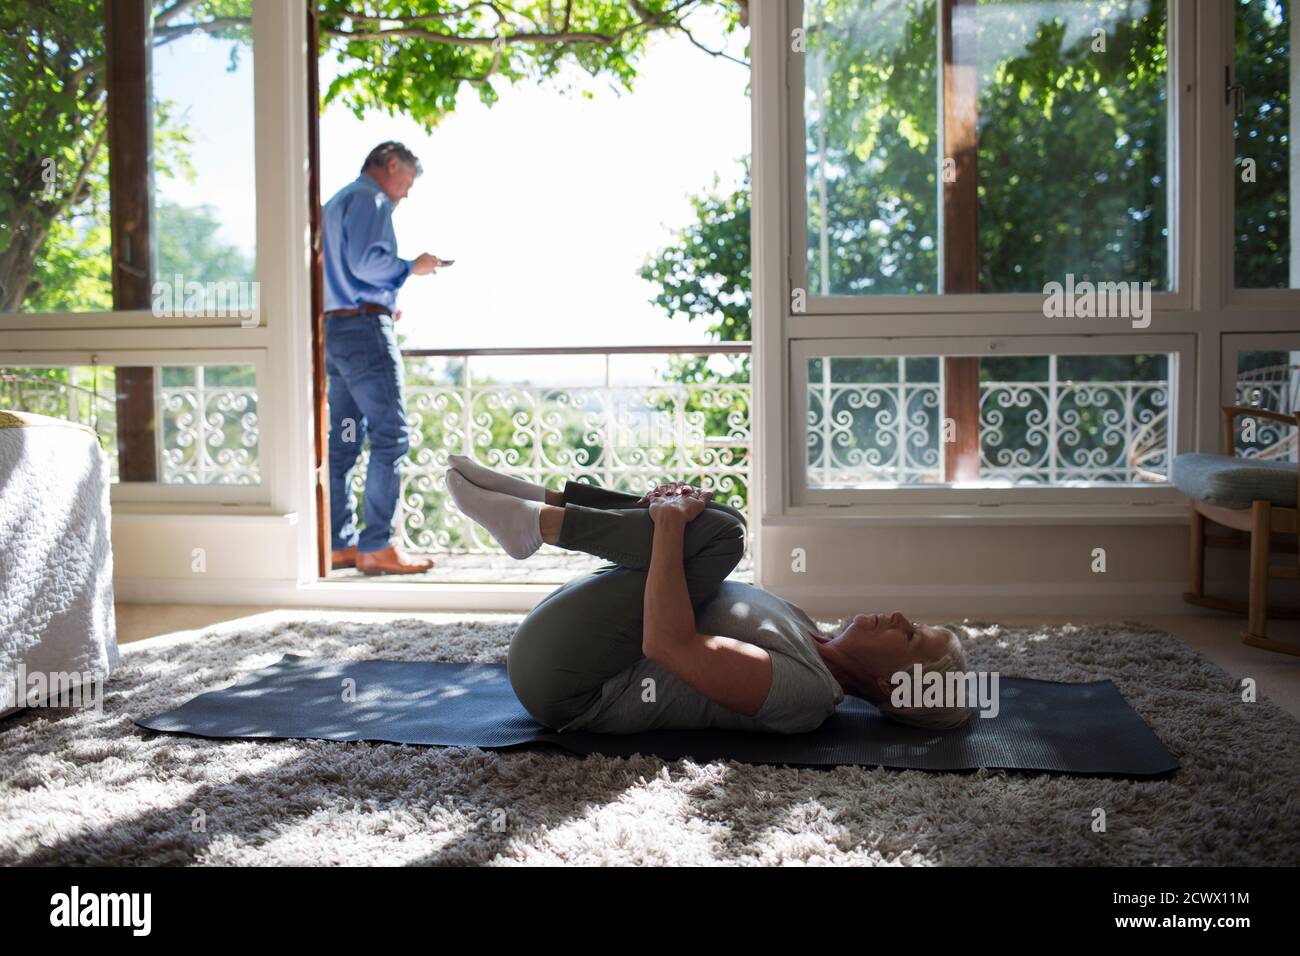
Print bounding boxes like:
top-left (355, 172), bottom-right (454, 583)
top-left (806, 352), bottom-right (1171, 486)
top-left (804, 0), bottom-right (938, 295)
top-left (804, 0), bottom-right (1169, 296)
top-left (807, 354), bottom-right (944, 484)
top-left (0, 364), bottom-right (260, 485)
top-left (1234, 349), bottom-right (1299, 457)
top-left (150, 0), bottom-right (256, 306)
top-left (2, 0), bottom-right (113, 313)
top-left (1234, 0), bottom-right (1294, 288)
top-left (2, 2), bottom-right (257, 316)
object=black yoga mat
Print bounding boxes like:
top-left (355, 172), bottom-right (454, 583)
top-left (135, 655), bottom-right (1180, 777)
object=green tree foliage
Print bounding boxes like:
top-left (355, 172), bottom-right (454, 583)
top-left (1235, 0), bottom-right (1291, 287)
top-left (19, 98), bottom-right (216, 312)
top-left (640, 172), bottom-right (751, 349)
top-left (23, 213), bottom-right (113, 313)
top-left (1, 0), bottom-right (743, 311)
top-left (976, 1), bottom-right (1168, 292)
top-left (803, 0), bottom-right (1168, 295)
top-left (155, 201), bottom-right (255, 287)
top-left (803, 0), bottom-right (938, 294)
top-left (0, 0), bottom-right (109, 310)
top-left (319, 0), bottom-right (746, 130)
top-left (1, 1), bottom-right (247, 310)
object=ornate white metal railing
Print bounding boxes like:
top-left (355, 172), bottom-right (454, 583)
top-left (0, 374), bottom-right (109, 432)
top-left (807, 362), bottom-right (1171, 486)
top-left (0, 367), bottom-right (259, 485)
top-left (807, 379), bottom-right (943, 485)
top-left (355, 346), bottom-right (753, 555)
top-left (158, 367), bottom-right (259, 484)
top-left (25, 352), bottom-right (1298, 536)
top-left (980, 379), bottom-right (1169, 483)
top-left (1234, 363), bottom-right (1299, 461)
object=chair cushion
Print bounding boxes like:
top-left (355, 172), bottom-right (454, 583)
top-left (1171, 453), bottom-right (1298, 509)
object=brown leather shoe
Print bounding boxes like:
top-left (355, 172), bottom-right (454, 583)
top-left (331, 546), bottom-right (358, 570)
top-left (355, 544), bottom-right (435, 575)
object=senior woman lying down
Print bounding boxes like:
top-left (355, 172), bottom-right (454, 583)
top-left (446, 457), bottom-right (972, 735)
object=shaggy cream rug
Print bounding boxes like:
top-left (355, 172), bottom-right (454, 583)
top-left (1, 616), bottom-right (1298, 866)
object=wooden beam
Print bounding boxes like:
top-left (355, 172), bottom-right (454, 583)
top-left (943, 354), bottom-right (981, 480)
top-left (307, 5), bottom-right (330, 578)
top-left (941, 0), bottom-right (980, 481)
top-left (1188, 500), bottom-right (1205, 596)
top-left (106, 0), bottom-right (157, 482)
top-left (1248, 500), bottom-right (1272, 637)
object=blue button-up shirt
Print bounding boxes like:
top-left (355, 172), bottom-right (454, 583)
top-left (322, 173), bottom-right (412, 312)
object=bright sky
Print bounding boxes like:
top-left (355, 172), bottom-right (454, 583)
top-left (153, 18), bottom-right (751, 360)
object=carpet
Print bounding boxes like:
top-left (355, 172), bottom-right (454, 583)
top-left (1, 616), bottom-right (1297, 865)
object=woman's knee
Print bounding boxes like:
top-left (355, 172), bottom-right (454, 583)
top-left (507, 620), bottom-right (586, 729)
top-left (704, 497), bottom-right (747, 528)
top-left (680, 509), bottom-right (745, 596)
top-left (506, 623), bottom-right (548, 717)
top-left (693, 507), bottom-right (746, 559)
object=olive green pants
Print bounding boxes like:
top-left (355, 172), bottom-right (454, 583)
top-left (507, 479), bottom-right (747, 730)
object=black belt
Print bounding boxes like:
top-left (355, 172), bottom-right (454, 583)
top-left (324, 303), bottom-right (390, 318)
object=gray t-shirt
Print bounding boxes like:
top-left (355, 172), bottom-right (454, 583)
top-left (558, 581), bottom-right (845, 735)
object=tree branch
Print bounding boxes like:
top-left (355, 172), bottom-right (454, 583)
top-left (628, 0), bottom-right (749, 65)
top-left (153, 18), bottom-right (252, 39)
top-left (60, 104), bottom-right (109, 215)
top-left (322, 24), bottom-right (643, 47)
top-left (78, 3), bottom-right (747, 85)
top-left (675, 23), bottom-right (748, 66)
top-left (337, 2), bottom-right (516, 25)
top-left (153, 0), bottom-right (203, 27)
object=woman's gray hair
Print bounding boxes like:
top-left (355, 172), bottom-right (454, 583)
top-left (874, 626), bottom-right (973, 731)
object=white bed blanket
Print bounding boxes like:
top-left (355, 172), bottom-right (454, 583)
top-left (0, 411), bottom-right (120, 715)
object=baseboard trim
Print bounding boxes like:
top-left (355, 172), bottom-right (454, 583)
top-left (770, 580), bottom-right (1207, 618)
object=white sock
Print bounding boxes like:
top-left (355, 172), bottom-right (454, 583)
top-left (448, 454), bottom-right (547, 502)
top-left (446, 468), bottom-right (543, 560)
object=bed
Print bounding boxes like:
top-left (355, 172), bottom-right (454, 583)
top-left (0, 410), bottom-right (120, 717)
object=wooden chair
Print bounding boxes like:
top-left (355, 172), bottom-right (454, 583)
top-left (1179, 405), bottom-right (1300, 655)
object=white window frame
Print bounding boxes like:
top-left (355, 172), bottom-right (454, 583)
top-left (0, 312), bottom-right (256, 333)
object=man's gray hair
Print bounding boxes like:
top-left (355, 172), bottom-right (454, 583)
top-left (361, 141), bottom-right (423, 176)
top-left (876, 626), bottom-right (974, 731)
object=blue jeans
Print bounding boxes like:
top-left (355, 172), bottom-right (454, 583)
top-left (325, 312), bottom-right (409, 554)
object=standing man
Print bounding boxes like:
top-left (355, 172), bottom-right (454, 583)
top-left (322, 141), bottom-right (444, 574)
